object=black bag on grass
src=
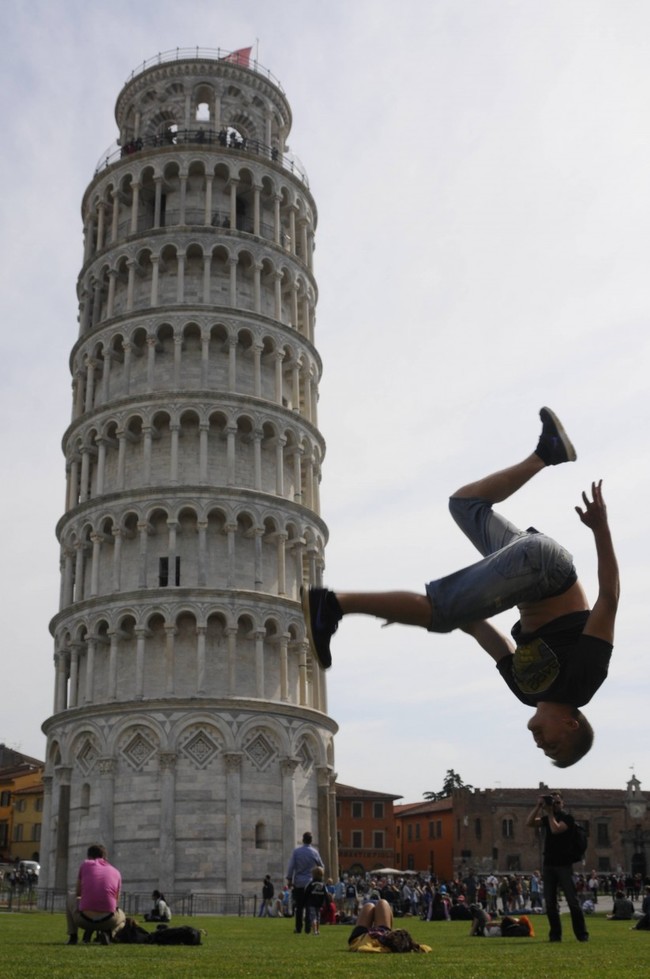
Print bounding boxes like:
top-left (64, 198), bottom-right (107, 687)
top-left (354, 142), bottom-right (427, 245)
top-left (147, 925), bottom-right (203, 945)
top-left (114, 918), bottom-right (151, 944)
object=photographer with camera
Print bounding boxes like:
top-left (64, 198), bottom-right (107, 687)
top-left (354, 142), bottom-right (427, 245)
top-left (526, 792), bottom-right (589, 943)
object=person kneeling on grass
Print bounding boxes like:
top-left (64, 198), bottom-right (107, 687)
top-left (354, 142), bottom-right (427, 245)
top-left (65, 843), bottom-right (125, 945)
top-left (348, 899), bottom-right (431, 953)
top-left (302, 408), bottom-right (620, 770)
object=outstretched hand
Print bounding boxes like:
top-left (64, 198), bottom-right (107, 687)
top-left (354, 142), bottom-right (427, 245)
top-left (575, 480), bottom-right (608, 530)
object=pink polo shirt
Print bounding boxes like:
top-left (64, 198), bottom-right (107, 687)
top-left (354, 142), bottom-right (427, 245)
top-left (77, 858), bottom-right (121, 912)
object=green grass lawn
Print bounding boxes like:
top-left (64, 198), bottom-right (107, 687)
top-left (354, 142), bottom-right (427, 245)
top-left (0, 911), bottom-right (647, 979)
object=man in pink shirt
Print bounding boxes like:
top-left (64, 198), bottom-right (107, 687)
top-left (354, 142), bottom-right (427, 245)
top-left (66, 844), bottom-right (125, 944)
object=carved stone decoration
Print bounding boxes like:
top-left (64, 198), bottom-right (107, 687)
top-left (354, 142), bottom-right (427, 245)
top-left (76, 738), bottom-right (99, 775)
top-left (181, 729), bottom-right (221, 769)
top-left (121, 730), bottom-right (157, 770)
top-left (243, 731), bottom-right (278, 772)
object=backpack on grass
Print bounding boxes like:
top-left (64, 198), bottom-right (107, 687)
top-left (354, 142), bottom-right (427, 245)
top-left (147, 925), bottom-right (203, 945)
top-left (114, 918), bottom-right (151, 944)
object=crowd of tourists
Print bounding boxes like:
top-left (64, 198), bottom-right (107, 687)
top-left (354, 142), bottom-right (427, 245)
top-left (267, 869), bottom-right (650, 924)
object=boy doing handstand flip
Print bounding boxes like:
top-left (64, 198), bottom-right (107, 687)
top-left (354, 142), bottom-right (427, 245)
top-left (302, 409), bottom-right (619, 768)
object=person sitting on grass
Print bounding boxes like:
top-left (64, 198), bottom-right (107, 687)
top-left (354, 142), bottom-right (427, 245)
top-left (144, 889), bottom-right (171, 922)
top-left (607, 891), bottom-right (635, 920)
top-left (348, 899), bottom-right (431, 953)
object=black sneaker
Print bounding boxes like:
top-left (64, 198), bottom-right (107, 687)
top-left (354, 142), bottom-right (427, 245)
top-left (301, 586), bottom-right (342, 670)
top-left (535, 407), bottom-right (577, 465)
top-left (98, 931), bottom-right (110, 945)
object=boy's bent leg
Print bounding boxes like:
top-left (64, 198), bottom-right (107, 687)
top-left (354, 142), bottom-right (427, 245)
top-left (426, 532), bottom-right (575, 632)
top-left (448, 496), bottom-right (527, 558)
top-left (451, 407), bottom-right (576, 505)
top-left (302, 587), bottom-right (432, 669)
top-left (302, 531), bottom-right (572, 662)
top-left (338, 591), bottom-right (432, 626)
top-left (452, 454), bottom-right (545, 505)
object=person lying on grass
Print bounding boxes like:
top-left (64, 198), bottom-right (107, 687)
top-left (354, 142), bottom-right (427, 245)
top-left (348, 899), bottom-right (431, 953)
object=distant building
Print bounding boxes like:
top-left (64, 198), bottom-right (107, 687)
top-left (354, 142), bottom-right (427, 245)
top-left (446, 777), bottom-right (649, 878)
top-left (338, 775), bottom-right (649, 880)
top-left (0, 745), bottom-right (44, 863)
top-left (394, 798), bottom-right (455, 880)
top-left (335, 783), bottom-right (402, 875)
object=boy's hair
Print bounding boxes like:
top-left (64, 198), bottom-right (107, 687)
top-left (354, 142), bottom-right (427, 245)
top-left (312, 865), bottom-right (324, 880)
top-left (552, 710), bottom-right (594, 768)
top-left (87, 844), bottom-right (107, 859)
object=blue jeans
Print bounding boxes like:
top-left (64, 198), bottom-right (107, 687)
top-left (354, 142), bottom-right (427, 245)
top-left (425, 497), bottom-right (575, 632)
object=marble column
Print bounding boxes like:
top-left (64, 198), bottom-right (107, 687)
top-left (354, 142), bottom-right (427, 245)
top-left (159, 752), bottom-right (177, 892)
top-left (224, 753), bottom-right (243, 893)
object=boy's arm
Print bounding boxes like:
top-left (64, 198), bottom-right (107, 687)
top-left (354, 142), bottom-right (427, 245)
top-left (575, 481), bottom-right (620, 644)
top-left (461, 620), bottom-right (515, 662)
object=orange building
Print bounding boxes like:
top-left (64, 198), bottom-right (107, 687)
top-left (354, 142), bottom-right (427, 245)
top-left (394, 798), bottom-right (455, 880)
top-left (0, 745), bottom-right (44, 863)
top-left (335, 782), bottom-right (402, 875)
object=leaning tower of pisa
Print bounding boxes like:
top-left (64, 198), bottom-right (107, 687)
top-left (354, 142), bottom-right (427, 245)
top-left (41, 48), bottom-right (337, 899)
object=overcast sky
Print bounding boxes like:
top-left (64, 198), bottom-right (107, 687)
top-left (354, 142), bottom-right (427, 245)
top-left (1, 0), bottom-right (648, 804)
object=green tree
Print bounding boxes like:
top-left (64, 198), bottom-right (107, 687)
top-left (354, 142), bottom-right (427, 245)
top-left (423, 769), bottom-right (473, 801)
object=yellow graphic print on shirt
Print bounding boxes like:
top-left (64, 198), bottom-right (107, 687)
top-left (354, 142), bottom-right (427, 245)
top-left (512, 638), bottom-right (560, 695)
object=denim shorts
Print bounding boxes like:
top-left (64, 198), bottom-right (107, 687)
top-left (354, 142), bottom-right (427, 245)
top-left (425, 497), bottom-right (575, 633)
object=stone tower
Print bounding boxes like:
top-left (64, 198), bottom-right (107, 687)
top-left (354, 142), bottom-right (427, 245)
top-left (41, 48), bottom-right (337, 899)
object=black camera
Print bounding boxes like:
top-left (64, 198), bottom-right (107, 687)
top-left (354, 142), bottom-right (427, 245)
top-left (542, 795), bottom-right (554, 805)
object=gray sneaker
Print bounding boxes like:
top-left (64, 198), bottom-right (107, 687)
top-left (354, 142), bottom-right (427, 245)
top-left (536, 407), bottom-right (577, 465)
top-left (300, 586), bottom-right (342, 670)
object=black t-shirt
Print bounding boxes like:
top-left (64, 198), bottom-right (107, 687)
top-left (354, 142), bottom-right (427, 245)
top-left (305, 880), bottom-right (326, 907)
top-left (496, 611), bottom-right (612, 707)
top-left (262, 879), bottom-right (274, 899)
top-left (542, 811), bottom-right (575, 865)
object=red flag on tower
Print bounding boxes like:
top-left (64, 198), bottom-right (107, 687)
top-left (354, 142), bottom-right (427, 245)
top-left (222, 47), bottom-right (252, 68)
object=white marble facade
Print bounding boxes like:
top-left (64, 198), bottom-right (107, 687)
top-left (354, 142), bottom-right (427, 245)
top-left (41, 49), bottom-right (337, 899)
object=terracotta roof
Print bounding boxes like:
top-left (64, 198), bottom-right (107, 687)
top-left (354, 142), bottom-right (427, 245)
top-left (0, 745), bottom-right (43, 770)
top-left (12, 782), bottom-right (43, 796)
top-left (335, 782), bottom-right (403, 801)
top-left (394, 798), bottom-right (452, 817)
top-left (0, 763), bottom-right (42, 780)
top-left (457, 786), bottom-right (636, 807)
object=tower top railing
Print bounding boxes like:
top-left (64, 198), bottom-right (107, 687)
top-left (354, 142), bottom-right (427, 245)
top-left (124, 47), bottom-right (285, 93)
top-left (93, 127), bottom-right (309, 186)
